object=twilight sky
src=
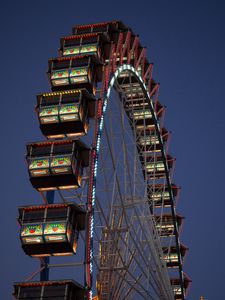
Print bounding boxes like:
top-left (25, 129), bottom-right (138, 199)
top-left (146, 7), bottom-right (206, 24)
top-left (1, 0), bottom-right (225, 299)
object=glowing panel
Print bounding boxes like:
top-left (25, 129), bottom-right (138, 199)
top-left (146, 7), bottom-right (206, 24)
top-left (39, 106), bottom-right (59, 124)
top-left (52, 78), bottom-right (70, 86)
top-left (164, 253), bottom-right (178, 262)
top-left (156, 223), bottom-right (174, 230)
top-left (80, 44), bottom-right (97, 54)
top-left (136, 124), bottom-right (155, 131)
top-left (29, 159), bottom-right (49, 169)
top-left (70, 76), bottom-right (88, 83)
top-left (146, 162), bottom-right (165, 172)
top-left (133, 109), bottom-right (152, 120)
top-left (70, 68), bottom-right (87, 77)
top-left (22, 236), bottom-right (43, 244)
top-left (58, 185), bottom-right (78, 190)
top-left (60, 114), bottom-right (79, 121)
top-left (163, 191), bottom-right (170, 198)
top-left (139, 136), bottom-right (159, 145)
top-left (44, 235), bottom-right (66, 242)
top-left (152, 191), bottom-right (170, 200)
top-left (59, 104), bottom-right (80, 121)
top-left (47, 135), bottom-right (65, 139)
top-left (44, 223), bottom-right (66, 235)
top-left (51, 70), bottom-right (69, 79)
top-left (44, 223), bottom-right (67, 242)
top-left (156, 162), bottom-right (165, 171)
top-left (39, 106), bottom-right (58, 117)
top-left (51, 167), bottom-right (71, 174)
top-left (173, 286), bottom-right (182, 295)
top-left (30, 169), bottom-right (50, 176)
top-left (63, 47), bottom-right (80, 56)
top-left (21, 224), bottom-right (43, 236)
top-left (40, 116), bottom-right (59, 124)
top-left (51, 156), bottom-right (71, 167)
top-left (60, 104), bottom-right (79, 114)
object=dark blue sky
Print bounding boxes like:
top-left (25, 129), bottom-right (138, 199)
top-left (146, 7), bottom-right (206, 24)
top-left (1, 0), bottom-right (225, 299)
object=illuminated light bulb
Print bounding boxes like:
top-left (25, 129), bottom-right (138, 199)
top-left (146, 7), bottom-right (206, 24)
top-left (106, 88), bottom-right (111, 98)
top-left (110, 76), bottom-right (116, 87)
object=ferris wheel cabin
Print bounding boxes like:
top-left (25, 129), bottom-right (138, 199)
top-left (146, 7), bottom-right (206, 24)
top-left (155, 213), bottom-right (184, 237)
top-left (170, 276), bottom-right (192, 300)
top-left (18, 203), bottom-right (86, 257)
top-left (137, 127), bottom-right (169, 154)
top-left (48, 56), bottom-right (101, 93)
top-left (129, 101), bottom-right (164, 133)
top-left (143, 154), bottom-right (175, 179)
top-left (13, 280), bottom-right (85, 300)
top-left (60, 32), bottom-right (111, 62)
top-left (72, 21), bottom-right (129, 37)
top-left (163, 243), bottom-right (188, 268)
top-left (26, 139), bottom-right (89, 191)
top-left (148, 184), bottom-right (180, 207)
top-left (36, 89), bottom-right (95, 139)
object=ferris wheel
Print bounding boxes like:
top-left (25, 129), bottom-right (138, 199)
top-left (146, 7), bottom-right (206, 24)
top-left (13, 21), bottom-right (191, 300)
